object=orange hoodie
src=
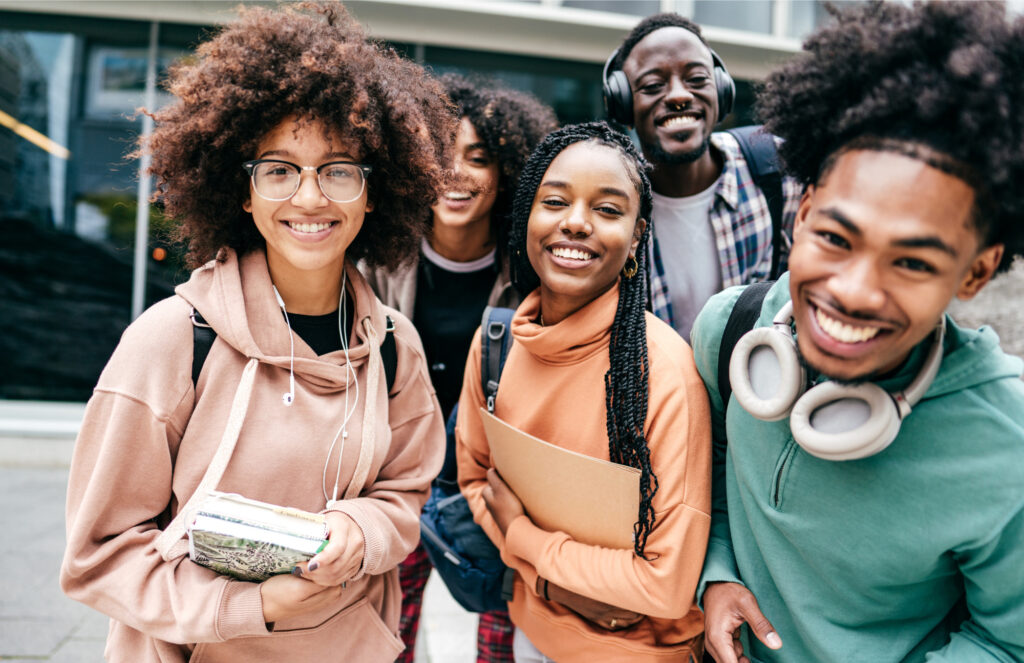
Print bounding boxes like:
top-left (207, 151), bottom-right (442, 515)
top-left (60, 249), bottom-right (445, 662)
top-left (456, 284), bottom-right (711, 662)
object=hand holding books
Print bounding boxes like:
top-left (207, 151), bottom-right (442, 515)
top-left (259, 512), bottom-right (367, 625)
top-left (186, 492), bottom-right (365, 586)
top-left (293, 511), bottom-right (365, 586)
top-left (260, 574), bottom-right (345, 624)
top-left (187, 492), bottom-right (329, 582)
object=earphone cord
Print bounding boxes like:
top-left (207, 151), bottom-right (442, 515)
top-left (273, 285), bottom-right (297, 406)
top-left (323, 270), bottom-right (360, 503)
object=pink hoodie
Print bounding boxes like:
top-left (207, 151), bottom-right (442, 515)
top-left (60, 249), bottom-right (445, 662)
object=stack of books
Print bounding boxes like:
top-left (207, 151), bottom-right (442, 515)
top-left (186, 492), bottom-right (329, 582)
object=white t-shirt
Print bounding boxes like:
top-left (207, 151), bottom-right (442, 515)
top-left (650, 180), bottom-right (722, 341)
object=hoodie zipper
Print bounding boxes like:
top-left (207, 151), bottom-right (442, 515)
top-left (770, 439), bottom-right (798, 510)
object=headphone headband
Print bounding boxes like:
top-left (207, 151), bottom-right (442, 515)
top-left (602, 41), bottom-right (735, 127)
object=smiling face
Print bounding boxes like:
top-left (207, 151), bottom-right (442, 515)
top-left (621, 26), bottom-right (718, 165)
top-left (526, 141), bottom-right (645, 323)
top-left (788, 148), bottom-right (1003, 382)
top-left (243, 116), bottom-right (371, 290)
top-left (432, 117), bottom-right (500, 235)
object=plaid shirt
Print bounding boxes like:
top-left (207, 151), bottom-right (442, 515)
top-left (648, 131), bottom-right (804, 329)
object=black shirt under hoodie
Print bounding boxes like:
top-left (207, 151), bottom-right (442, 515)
top-left (413, 243), bottom-right (498, 418)
top-left (286, 295), bottom-right (353, 357)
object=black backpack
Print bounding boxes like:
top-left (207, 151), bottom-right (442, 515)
top-left (724, 126), bottom-right (788, 280)
top-left (716, 281), bottom-right (774, 413)
top-left (418, 306), bottom-right (515, 613)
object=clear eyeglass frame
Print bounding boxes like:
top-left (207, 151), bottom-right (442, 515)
top-left (242, 158), bottom-right (373, 203)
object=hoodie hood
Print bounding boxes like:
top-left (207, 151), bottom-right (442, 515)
top-left (175, 248), bottom-right (388, 394)
top-left (926, 319), bottom-right (1023, 398)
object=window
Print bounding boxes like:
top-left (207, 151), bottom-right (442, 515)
top-left (0, 15), bottom-right (202, 401)
top-left (693, 0), bottom-right (773, 34)
top-left (562, 0), bottom-right (661, 16)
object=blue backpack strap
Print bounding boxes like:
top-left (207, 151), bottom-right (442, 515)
top-left (480, 306), bottom-right (515, 413)
top-left (725, 125), bottom-right (786, 279)
top-left (717, 281), bottom-right (773, 414)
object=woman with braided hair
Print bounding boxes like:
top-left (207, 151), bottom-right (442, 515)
top-left (456, 121), bottom-right (712, 662)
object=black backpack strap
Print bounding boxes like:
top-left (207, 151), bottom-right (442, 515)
top-left (717, 281), bottom-right (774, 414)
top-left (190, 308), bottom-right (216, 389)
top-left (191, 308), bottom-right (397, 394)
top-left (480, 306), bottom-right (515, 413)
top-left (382, 315), bottom-right (397, 396)
top-left (726, 125), bottom-right (786, 279)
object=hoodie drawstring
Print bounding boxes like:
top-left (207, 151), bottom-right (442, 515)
top-left (156, 357), bottom-right (260, 561)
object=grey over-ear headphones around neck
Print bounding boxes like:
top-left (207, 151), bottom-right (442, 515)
top-left (602, 42), bottom-right (735, 127)
top-left (728, 301), bottom-right (945, 461)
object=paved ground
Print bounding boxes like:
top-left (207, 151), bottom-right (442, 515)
top-left (0, 464), bottom-right (108, 662)
top-left (0, 426), bottom-right (476, 663)
top-left (946, 258), bottom-right (1024, 359)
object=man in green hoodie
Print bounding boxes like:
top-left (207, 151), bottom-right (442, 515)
top-left (691, 2), bottom-right (1024, 662)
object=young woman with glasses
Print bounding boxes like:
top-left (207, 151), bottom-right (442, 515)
top-left (363, 73), bottom-right (557, 663)
top-left (59, 4), bottom-right (452, 661)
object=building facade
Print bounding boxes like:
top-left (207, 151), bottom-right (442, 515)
top-left (0, 0), bottom-right (825, 401)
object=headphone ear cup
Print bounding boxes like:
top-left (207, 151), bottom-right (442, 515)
top-left (714, 66), bottom-right (735, 123)
top-left (789, 382), bottom-right (901, 461)
top-left (603, 69), bottom-right (634, 126)
top-left (729, 327), bottom-right (806, 421)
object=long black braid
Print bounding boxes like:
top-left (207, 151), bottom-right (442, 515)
top-left (508, 121), bottom-right (658, 558)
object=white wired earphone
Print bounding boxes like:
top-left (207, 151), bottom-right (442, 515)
top-left (272, 272), bottom-right (360, 502)
top-left (272, 286), bottom-right (297, 406)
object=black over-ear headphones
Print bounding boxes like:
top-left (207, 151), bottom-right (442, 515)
top-left (603, 44), bottom-right (735, 127)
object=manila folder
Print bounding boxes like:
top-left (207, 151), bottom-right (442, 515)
top-left (479, 408), bottom-right (639, 550)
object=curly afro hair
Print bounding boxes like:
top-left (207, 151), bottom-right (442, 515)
top-left (758, 0), bottom-right (1024, 272)
top-left (439, 73), bottom-right (558, 258)
top-left (610, 12), bottom-right (707, 72)
top-left (144, 2), bottom-right (456, 270)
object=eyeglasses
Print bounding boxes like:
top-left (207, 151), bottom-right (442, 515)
top-left (242, 159), bottom-right (373, 203)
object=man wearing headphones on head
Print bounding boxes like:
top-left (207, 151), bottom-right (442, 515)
top-left (689, 3), bottom-right (1024, 662)
top-left (605, 13), bottom-right (803, 341)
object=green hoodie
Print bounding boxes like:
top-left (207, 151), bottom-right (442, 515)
top-left (692, 275), bottom-right (1024, 662)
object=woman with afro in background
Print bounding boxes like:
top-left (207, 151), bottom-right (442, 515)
top-left (365, 72), bottom-right (556, 663)
top-left (59, 3), bottom-right (453, 661)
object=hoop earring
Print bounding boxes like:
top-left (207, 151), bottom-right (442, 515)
top-left (622, 255), bottom-right (639, 279)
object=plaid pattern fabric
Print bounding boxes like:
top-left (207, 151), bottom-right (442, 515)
top-left (648, 131), bottom-right (804, 329)
top-left (396, 544), bottom-right (432, 663)
top-left (477, 609), bottom-right (514, 663)
top-left (396, 543), bottom-right (514, 663)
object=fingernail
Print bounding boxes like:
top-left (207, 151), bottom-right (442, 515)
top-left (767, 632), bottom-right (782, 649)
top-left (308, 561), bottom-right (319, 572)
top-left (291, 566), bottom-right (302, 576)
